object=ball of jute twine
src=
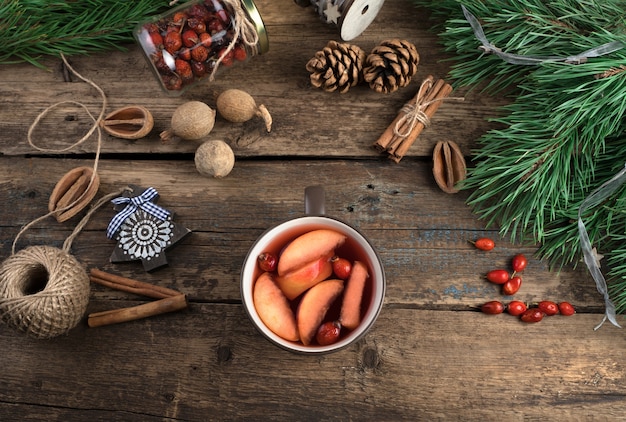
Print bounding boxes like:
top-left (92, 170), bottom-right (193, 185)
top-left (0, 54), bottom-right (127, 338)
top-left (0, 246), bottom-right (90, 339)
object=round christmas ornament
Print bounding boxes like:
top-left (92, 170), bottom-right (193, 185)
top-left (294, 0), bottom-right (385, 41)
top-left (306, 40), bottom-right (366, 93)
top-left (107, 185), bottom-right (191, 272)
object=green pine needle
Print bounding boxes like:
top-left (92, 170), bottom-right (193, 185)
top-left (413, 0), bottom-right (626, 311)
top-left (0, 0), bottom-right (171, 67)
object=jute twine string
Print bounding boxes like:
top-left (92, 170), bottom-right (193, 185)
top-left (394, 78), bottom-right (464, 139)
top-left (0, 54), bottom-right (128, 338)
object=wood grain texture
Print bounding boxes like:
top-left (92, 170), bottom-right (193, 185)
top-left (0, 0), bottom-right (622, 420)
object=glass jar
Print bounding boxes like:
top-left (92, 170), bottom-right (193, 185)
top-left (135, 0), bottom-right (269, 94)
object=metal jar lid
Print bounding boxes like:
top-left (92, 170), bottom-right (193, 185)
top-left (241, 0), bottom-right (269, 54)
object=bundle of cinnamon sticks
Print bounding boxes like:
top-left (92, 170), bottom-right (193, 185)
top-left (374, 75), bottom-right (453, 163)
top-left (88, 268), bottom-right (187, 328)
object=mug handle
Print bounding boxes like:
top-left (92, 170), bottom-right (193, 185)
top-left (304, 185), bottom-right (325, 216)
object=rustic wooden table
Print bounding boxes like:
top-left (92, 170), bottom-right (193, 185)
top-left (1, 1), bottom-right (625, 420)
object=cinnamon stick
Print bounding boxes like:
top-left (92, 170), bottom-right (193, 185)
top-left (373, 75), bottom-right (435, 151)
top-left (90, 268), bottom-right (180, 299)
top-left (87, 294), bottom-right (188, 328)
top-left (390, 80), bottom-right (452, 163)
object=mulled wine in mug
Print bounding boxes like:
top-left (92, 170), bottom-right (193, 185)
top-left (240, 186), bottom-right (386, 354)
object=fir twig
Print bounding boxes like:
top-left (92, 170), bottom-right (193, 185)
top-left (413, 0), bottom-right (626, 312)
top-left (0, 0), bottom-right (170, 67)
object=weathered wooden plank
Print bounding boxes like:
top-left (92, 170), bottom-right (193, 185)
top-left (0, 306), bottom-right (623, 420)
top-left (0, 0), bottom-right (507, 158)
top-left (0, 157), bottom-right (602, 309)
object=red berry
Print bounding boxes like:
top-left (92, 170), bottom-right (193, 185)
top-left (471, 237), bottom-right (495, 251)
top-left (178, 47), bottom-right (191, 61)
top-left (511, 253), bottom-right (528, 273)
top-left (507, 300), bottom-right (527, 316)
top-left (218, 48), bottom-right (234, 66)
top-left (171, 11), bottom-right (188, 25)
top-left (257, 252), bottom-right (277, 272)
top-left (187, 17), bottom-right (207, 33)
top-left (502, 276), bottom-right (522, 295)
top-left (149, 31), bottom-right (164, 49)
top-left (520, 308), bottom-right (545, 323)
top-left (182, 29), bottom-right (199, 48)
top-left (164, 31), bottom-right (183, 54)
top-left (191, 45), bottom-right (209, 62)
top-left (163, 74), bottom-right (183, 91)
top-left (191, 60), bottom-right (206, 77)
top-left (175, 59), bottom-right (193, 82)
top-left (331, 256), bottom-right (352, 280)
top-left (558, 302), bottom-right (576, 316)
top-left (208, 18), bottom-right (225, 34)
top-left (486, 269), bottom-right (510, 285)
top-left (199, 32), bottom-right (212, 48)
top-left (233, 44), bottom-right (248, 61)
top-left (188, 3), bottom-right (211, 21)
top-left (481, 300), bottom-right (505, 315)
top-left (538, 300), bottom-right (559, 316)
top-left (316, 321), bottom-right (342, 346)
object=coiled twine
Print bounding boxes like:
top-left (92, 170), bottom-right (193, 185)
top-left (0, 246), bottom-right (90, 338)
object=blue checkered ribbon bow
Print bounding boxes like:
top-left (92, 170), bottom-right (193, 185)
top-left (106, 187), bottom-right (171, 239)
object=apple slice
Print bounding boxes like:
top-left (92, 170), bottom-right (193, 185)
top-left (275, 252), bottom-right (333, 300)
top-left (339, 261), bottom-right (369, 330)
top-left (277, 229), bottom-right (347, 276)
top-left (253, 272), bottom-right (299, 342)
top-left (297, 278), bottom-right (344, 346)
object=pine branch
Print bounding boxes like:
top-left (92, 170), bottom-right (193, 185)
top-left (0, 0), bottom-right (171, 67)
top-left (413, 0), bottom-right (626, 311)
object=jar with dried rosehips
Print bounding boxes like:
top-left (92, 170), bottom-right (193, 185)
top-left (134, 0), bottom-right (269, 94)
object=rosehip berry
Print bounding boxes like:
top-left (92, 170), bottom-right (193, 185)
top-left (233, 44), bottom-right (248, 61)
top-left (182, 29), bottom-right (199, 48)
top-left (520, 308), bottom-right (545, 323)
top-left (188, 3), bottom-right (211, 21)
top-left (507, 300), bottom-right (527, 316)
top-left (175, 59), bottom-right (193, 82)
top-left (218, 48), bottom-right (234, 66)
top-left (486, 269), bottom-right (510, 285)
top-left (178, 47), bottom-right (191, 61)
top-left (316, 321), bottom-right (342, 346)
top-left (163, 74), bottom-right (183, 91)
top-left (481, 300), bottom-right (505, 315)
top-left (470, 237), bottom-right (495, 251)
top-left (199, 32), bottom-right (212, 48)
top-left (511, 253), bottom-right (528, 274)
top-left (331, 256), bottom-right (352, 280)
top-left (208, 18), bottom-right (225, 34)
top-left (191, 60), bottom-right (207, 77)
top-left (538, 300), bottom-right (559, 316)
top-left (171, 11), bottom-right (188, 25)
top-left (187, 17), bottom-right (206, 33)
top-left (191, 45), bottom-right (209, 62)
top-left (149, 31), bottom-right (164, 49)
top-left (257, 252), bottom-right (278, 272)
top-left (502, 276), bottom-right (522, 295)
top-left (558, 302), bottom-right (576, 316)
top-left (164, 31), bottom-right (183, 54)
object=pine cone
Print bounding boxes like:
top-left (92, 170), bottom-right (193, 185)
top-left (363, 39), bottom-right (419, 94)
top-left (306, 40), bottom-right (366, 94)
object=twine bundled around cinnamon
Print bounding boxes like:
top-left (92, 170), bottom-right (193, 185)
top-left (374, 75), bottom-right (458, 163)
